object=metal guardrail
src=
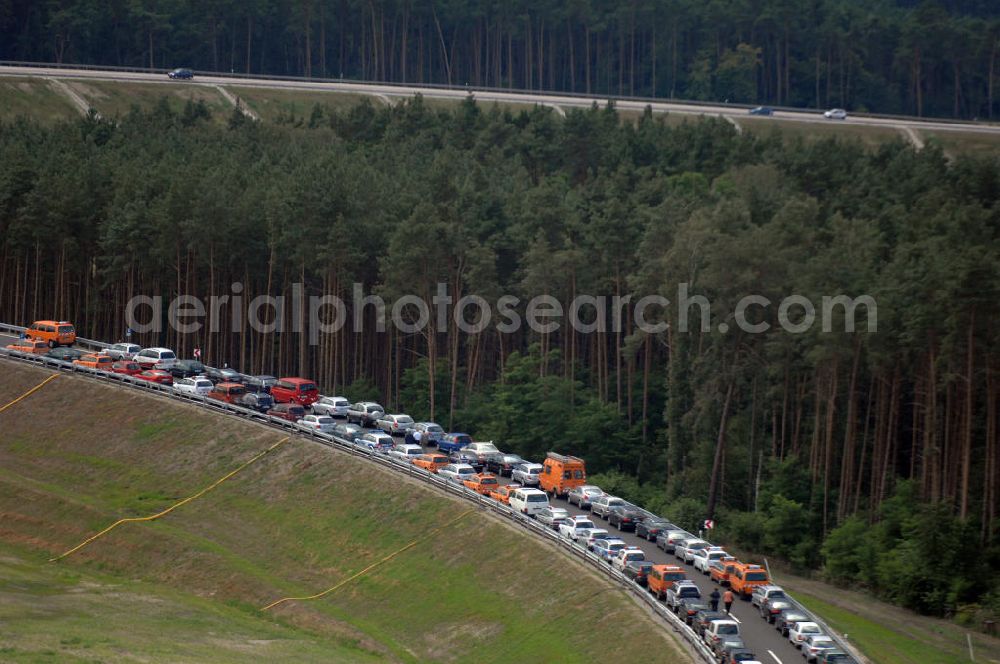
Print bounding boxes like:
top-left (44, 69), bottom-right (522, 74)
top-left (0, 343), bottom-right (716, 662)
top-left (0, 59), bottom-right (995, 128)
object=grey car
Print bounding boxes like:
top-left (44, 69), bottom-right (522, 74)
top-left (589, 495), bottom-right (627, 519)
top-left (511, 462), bottom-right (542, 486)
top-left (567, 484), bottom-right (604, 508)
top-left (103, 342), bottom-right (141, 360)
top-left (238, 391), bottom-right (274, 412)
top-left (411, 422), bottom-right (445, 445)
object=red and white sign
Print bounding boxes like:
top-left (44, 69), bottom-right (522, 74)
top-left (193, 348), bottom-right (202, 359)
top-left (703, 519), bottom-right (715, 530)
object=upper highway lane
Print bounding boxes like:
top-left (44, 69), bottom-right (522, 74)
top-left (3, 63), bottom-right (1000, 139)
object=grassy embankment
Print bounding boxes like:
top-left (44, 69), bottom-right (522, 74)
top-left (0, 361), bottom-right (687, 663)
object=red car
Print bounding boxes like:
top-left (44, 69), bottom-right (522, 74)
top-left (270, 377), bottom-right (319, 407)
top-left (135, 369), bottom-right (173, 385)
top-left (268, 403), bottom-right (306, 421)
top-left (111, 361), bottom-right (142, 376)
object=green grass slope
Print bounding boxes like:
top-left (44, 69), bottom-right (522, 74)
top-left (0, 361), bottom-right (688, 663)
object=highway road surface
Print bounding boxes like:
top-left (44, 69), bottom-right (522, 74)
top-left (3, 63), bottom-right (1000, 140)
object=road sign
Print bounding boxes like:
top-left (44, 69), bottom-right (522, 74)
top-left (703, 519), bottom-right (715, 530)
top-left (125, 327), bottom-right (133, 338)
top-left (193, 348), bottom-right (201, 359)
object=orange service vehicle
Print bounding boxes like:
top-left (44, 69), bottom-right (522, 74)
top-left (413, 453), bottom-right (450, 473)
top-left (729, 562), bottom-right (771, 599)
top-left (539, 452), bottom-right (586, 497)
top-left (6, 339), bottom-right (50, 354)
top-left (647, 564), bottom-right (688, 601)
top-left (74, 354), bottom-right (114, 371)
top-left (489, 483), bottom-right (522, 504)
top-left (463, 473), bottom-right (500, 495)
top-left (25, 320), bottom-right (76, 347)
top-left (709, 557), bottom-right (739, 586)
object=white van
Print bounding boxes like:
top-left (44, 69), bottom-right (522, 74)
top-left (510, 488), bottom-right (549, 516)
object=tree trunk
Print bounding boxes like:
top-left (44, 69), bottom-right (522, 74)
top-left (706, 381), bottom-right (735, 520)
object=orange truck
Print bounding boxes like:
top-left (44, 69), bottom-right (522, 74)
top-left (647, 564), bottom-right (688, 601)
top-left (539, 452), bottom-right (586, 498)
top-left (729, 562), bottom-right (771, 599)
top-left (709, 557), bottom-right (739, 586)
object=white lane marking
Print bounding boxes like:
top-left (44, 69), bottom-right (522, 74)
top-left (768, 649), bottom-right (783, 664)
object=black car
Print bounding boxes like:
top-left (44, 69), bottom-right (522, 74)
top-left (168, 68), bottom-right (194, 79)
top-left (721, 645), bottom-right (756, 664)
top-left (485, 453), bottom-right (525, 476)
top-left (169, 359), bottom-right (207, 378)
top-left (678, 597), bottom-right (711, 625)
top-left (635, 518), bottom-right (673, 541)
top-left (240, 374), bottom-right (276, 393)
top-left (817, 653), bottom-right (858, 664)
top-left (238, 391), bottom-right (274, 412)
top-left (623, 560), bottom-right (654, 586)
top-left (775, 609), bottom-right (812, 636)
top-left (449, 448), bottom-right (482, 470)
top-left (607, 505), bottom-right (645, 531)
top-left (748, 106), bottom-right (774, 116)
top-left (46, 347), bottom-right (85, 362)
top-left (205, 366), bottom-right (242, 384)
top-left (692, 609), bottom-right (728, 636)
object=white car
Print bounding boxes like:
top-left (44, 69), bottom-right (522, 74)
top-left (509, 487), bottom-right (549, 516)
top-left (311, 395), bottom-right (350, 417)
top-left (135, 347), bottom-right (177, 369)
top-left (693, 547), bottom-right (729, 574)
top-left (172, 376), bottom-right (213, 395)
top-left (376, 413), bottom-right (415, 435)
top-left (788, 621), bottom-right (823, 648)
top-left (675, 538), bottom-right (709, 563)
top-left (102, 342), bottom-right (141, 360)
top-left (511, 462), bottom-right (543, 486)
top-left (704, 620), bottom-right (740, 650)
top-left (298, 414), bottom-right (335, 433)
top-left (389, 443), bottom-right (424, 463)
top-left (535, 506), bottom-right (570, 528)
top-left (438, 463), bottom-right (476, 483)
top-left (591, 537), bottom-right (628, 563)
top-left (465, 441), bottom-right (501, 455)
top-left (612, 547), bottom-right (646, 571)
top-left (802, 635), bottom-right (837, 662)
top-left (824, 108), bottom-right (847, 120)
top-left (558, 518), bottom-right (596, 540)
top-left (580, 528), bottom-right (610, 549)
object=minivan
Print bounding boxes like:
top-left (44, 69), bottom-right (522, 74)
top-left (509, 488), bottom-right (549, 516)
top-left (135, 347), bottom-right (177, 369)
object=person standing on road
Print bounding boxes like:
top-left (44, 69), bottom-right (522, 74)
top-left (404, 430), bottom-right (416, 446)
top-left (723, 589), bottom-right (734, 614)
top-left (413, 430), bottom-right (423, 446)
top-left (710, 588), bottom-right (721, 612)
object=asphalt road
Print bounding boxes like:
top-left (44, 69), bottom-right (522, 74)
top-left (4, 63), bottom-right (1000, 138)
top-left (0, 330), bottom-right (822, 664)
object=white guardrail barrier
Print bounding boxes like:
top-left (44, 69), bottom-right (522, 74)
top-left (0, 322), bottom-right (865, 663)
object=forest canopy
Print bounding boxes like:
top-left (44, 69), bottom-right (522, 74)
top-left (3, 0), bottom-right (1000, 119)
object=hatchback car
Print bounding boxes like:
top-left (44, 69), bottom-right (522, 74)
top-left (311, 395), bottom-right (350, 417)
top-left (748, 106), bottom-right (774, 116)
top-left (103, 342), bottom-right (141, 360)
top-left (268, 403), bottom-right (306, 422)
top-left (168, 68), bottom-right (194, 79)
top-left (135, 347), bottom-right (177, 369)
top-left (173, 376), bottom-right (213, 395)
top-left (298, 414), bottom-right (336, 433)
top-left (824, 108), bottom-right (848, 120)
top-left (238, 391), bottom-right (274, 412)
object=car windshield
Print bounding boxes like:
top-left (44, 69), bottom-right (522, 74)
top-left (746, 572), bottom-right (768, 581)
top-left (680, 587), bottom-right (700, 596)
top-left (718, 624), bottom-right (738, 634)
top-left (299, 383), bottom-right (317, 392)
top-left (426, 425), bottom-right (444, 433)
top-left (160, 351), bottom-right (176, 359)
top-left (526, 466), bottom-right (541, 474)
top-left (458, 468), bottom-right (474, 474)
top-left (396, 416), bottom-right (414, 424)
top-left (58, 325), bottom-right (74, 333)
top-left (526, 494), bottom-right (547, 502)
top-left (317, 417), bottom-right (334, 424)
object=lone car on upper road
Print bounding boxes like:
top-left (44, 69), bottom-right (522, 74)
top-left (824, 108), bottom-right (848, 120)
top-left (748, 106), bottom-right (774, 116)
top-left (168, 68), bottom-right (194, 79)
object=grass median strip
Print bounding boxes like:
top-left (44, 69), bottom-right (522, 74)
top-left (0, 373), bottom-right (58, 414)
top-left (262, 508), bottom-right (476, 611)
top-left (50, 435), bottom-right (291, 562)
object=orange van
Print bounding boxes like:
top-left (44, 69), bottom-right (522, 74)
top-left (709, 557), bottom-right (739, 586)
top-left (647, 564), bottom-right (688, 601)
top-left (463, 473), bottom-right (500, 495)
top-left (26, 320), bottom-right (76, 347)
top-left (539, 452), bottom-right (586, 497)
top-left (74, 354), bottom-right (114, 371)
top-left (6, 339), bottom-right (50, 354)
top-left (413, 453), bottom-right (450, 473)
top-left (729, 562), bottom-right (770, 599)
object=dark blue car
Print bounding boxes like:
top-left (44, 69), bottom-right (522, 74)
top-left (168, 68), bottom-right (194, 80)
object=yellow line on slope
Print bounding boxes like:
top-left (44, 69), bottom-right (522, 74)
top-left (261, 508), bottom-right (476, 611)
top-left (0, 374), bottom-right (58, 414)
top-left (50, 436), bottom-right (291, 562)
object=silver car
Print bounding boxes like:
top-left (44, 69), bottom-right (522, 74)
top-left (376, 413), bottom-right (415, 436)
top-left (411, 422), bottom-right (445, 444)
top-left (312, 395), bottom-right (350, 417)
top-left (567, 484), bottom-right (604, 508)
top-left (438, 463), bottom-right (476, 483)
top-left (103, 342), bottom-right (141, 360)
top-left (511, 462), bottom-right (542, 486)
top-left (589, 495), bottom-right (627, 519)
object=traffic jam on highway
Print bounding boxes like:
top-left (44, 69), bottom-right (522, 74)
top-left (5, 321), bottom-right (859, 664)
